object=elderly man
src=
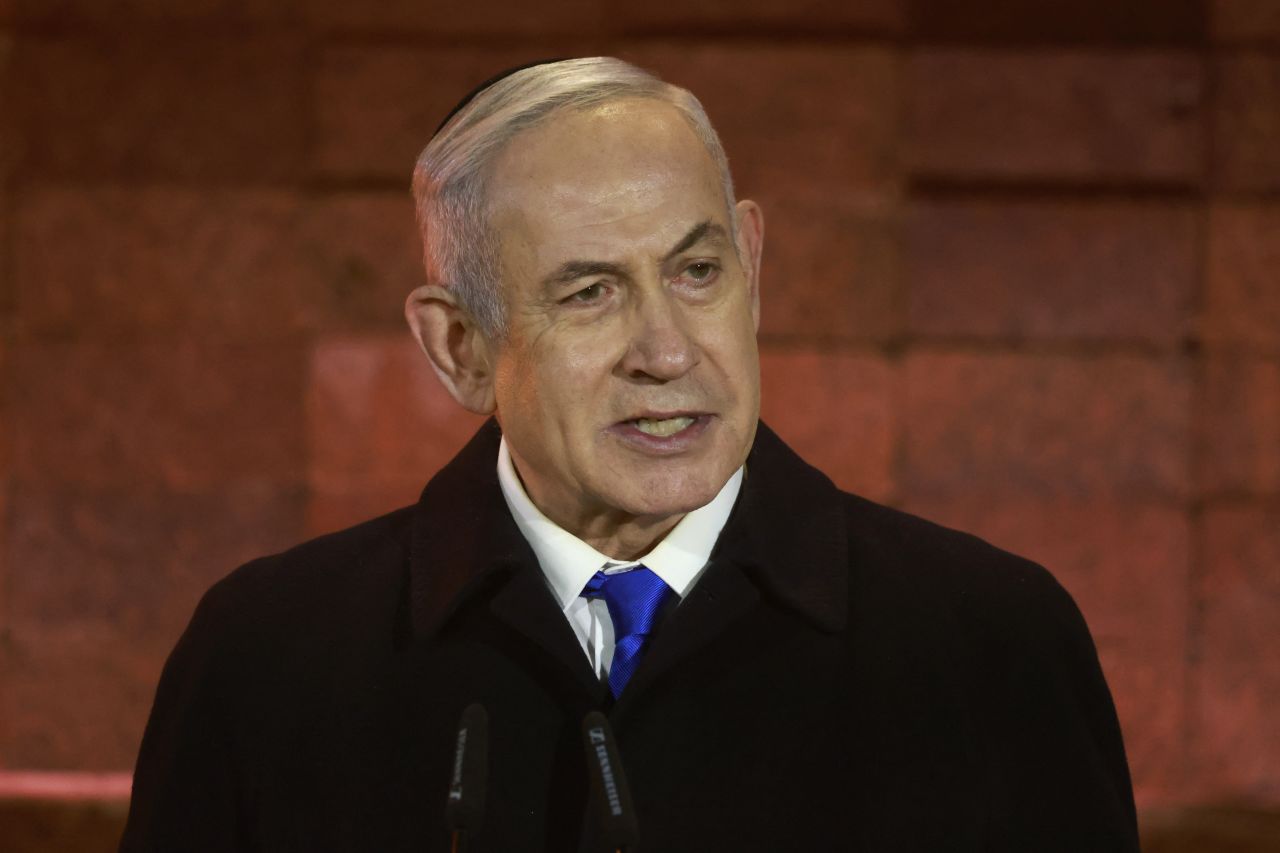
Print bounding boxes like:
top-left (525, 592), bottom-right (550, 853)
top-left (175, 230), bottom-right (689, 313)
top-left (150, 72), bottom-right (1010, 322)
top-left (122, 58), bottom-right (1138, 852)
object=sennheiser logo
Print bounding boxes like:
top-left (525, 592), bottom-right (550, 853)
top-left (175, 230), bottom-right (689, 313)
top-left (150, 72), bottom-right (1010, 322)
top-left (587, 726), bottom-right (623, 817)
top-left (448, 727), bottom-right (468, 800)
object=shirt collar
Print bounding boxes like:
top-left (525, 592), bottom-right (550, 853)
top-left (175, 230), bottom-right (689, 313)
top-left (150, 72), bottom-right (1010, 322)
top-left (497, 436), bottom-right (744, 612)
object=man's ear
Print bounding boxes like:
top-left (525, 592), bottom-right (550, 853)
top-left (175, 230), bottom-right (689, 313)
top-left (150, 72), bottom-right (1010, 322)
top-left (734, 199), bottom-right (765, 332)
top-left (405, 284), bottom-right (497, 415)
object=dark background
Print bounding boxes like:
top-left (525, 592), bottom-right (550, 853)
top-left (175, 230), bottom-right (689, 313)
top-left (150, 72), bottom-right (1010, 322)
top-left (0, 0), bottom-right (1277, 849)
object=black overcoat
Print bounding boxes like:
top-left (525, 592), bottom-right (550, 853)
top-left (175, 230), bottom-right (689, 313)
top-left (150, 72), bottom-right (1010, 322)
top-left (121, 420), bottom-right (1139, 852)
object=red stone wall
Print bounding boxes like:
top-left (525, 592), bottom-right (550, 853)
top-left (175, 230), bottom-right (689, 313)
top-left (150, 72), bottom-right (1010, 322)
top-left (1, 0), bottom-right (1277, 839)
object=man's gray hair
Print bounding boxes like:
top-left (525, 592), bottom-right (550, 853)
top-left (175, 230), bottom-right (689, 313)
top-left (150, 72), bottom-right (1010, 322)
top-left (412, 56), bottom-right (737, 337)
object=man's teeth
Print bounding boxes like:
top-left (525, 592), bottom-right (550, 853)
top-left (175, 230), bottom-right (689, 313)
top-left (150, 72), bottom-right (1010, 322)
top-left (633, 416), bottom-right (695, 437)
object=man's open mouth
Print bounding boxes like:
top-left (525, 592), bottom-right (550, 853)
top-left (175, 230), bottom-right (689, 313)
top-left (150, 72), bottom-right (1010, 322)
top-left (631, 416), bottom-right (697, 437)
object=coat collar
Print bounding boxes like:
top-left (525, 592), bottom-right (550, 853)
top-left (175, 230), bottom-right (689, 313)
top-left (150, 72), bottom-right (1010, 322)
top-left (408, 419), bottom-right (849, 641)
top-left (713, 421), bottom-right (848, 633)
top-left (408, 419), bottom-right (531, 639)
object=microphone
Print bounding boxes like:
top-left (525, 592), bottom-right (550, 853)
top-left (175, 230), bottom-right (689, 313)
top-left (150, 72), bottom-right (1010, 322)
top-left (581, 711), bottom-right (639, 853)
top-left (445, 703), bottom-right (488, 853)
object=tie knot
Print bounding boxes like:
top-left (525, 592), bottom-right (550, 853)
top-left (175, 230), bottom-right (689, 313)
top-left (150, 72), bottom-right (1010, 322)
top-left (581, 566), bottom-right (673, 639)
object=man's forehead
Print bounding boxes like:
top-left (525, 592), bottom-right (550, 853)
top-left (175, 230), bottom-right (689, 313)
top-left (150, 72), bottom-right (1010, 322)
top-left (490, 100), bottom-right (719, 194)
top-left (486, 100), bottom-right (727, 243)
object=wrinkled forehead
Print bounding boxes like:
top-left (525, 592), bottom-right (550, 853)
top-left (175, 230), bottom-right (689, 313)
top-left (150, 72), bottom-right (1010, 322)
top-left (485, 99), bottom-right (729, 240)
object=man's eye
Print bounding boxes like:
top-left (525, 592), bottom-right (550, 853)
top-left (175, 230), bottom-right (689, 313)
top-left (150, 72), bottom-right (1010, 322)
top-left (565, 282), bottom-right (607, 303)
top-left (681, 261), bottom-right (719, 284)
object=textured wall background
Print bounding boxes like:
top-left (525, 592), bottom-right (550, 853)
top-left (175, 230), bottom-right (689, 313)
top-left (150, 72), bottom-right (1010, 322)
top-left (1, 0), bottom-right (1278, 848)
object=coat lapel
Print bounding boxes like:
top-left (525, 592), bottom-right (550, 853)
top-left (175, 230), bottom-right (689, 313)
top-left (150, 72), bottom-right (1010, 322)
top-left (488, 563), bottom-right (610, 701)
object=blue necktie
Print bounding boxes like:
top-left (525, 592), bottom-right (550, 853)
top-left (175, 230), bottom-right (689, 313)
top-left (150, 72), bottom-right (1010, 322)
top-left (581, 566), bottom-right (674, 698)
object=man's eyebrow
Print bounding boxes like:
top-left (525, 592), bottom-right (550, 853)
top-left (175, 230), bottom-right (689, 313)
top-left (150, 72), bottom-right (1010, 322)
top-left (543, 260), bottom-right (630, 287)
top-left (663, 220), bottom-right (729, 261)
top-left (541, 221), bottom-right (730, 288)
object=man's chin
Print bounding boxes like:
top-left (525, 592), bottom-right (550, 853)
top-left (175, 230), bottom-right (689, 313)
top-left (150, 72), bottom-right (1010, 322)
top-left (599, 468), bottom-right (728, 520)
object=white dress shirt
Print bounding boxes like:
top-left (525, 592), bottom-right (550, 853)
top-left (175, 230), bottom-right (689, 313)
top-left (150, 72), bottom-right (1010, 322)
top-left (497, 437), bottom-right (743, 679)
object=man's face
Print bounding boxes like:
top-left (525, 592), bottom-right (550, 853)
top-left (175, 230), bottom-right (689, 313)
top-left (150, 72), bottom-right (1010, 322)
top-left (485, 98), bottom-right (761, 531)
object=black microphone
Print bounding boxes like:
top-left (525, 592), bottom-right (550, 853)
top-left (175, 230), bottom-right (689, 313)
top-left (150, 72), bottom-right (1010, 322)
top-left (581, 711), bottom-right (639, 853)
top-left (445, 703), bottom-right (488, 853)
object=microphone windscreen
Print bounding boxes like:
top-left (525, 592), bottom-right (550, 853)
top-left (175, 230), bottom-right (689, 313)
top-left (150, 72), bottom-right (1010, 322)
top-left (581, 711), bottom-right (639, 850)
top-left (445, 703), bottom-right (488, 832)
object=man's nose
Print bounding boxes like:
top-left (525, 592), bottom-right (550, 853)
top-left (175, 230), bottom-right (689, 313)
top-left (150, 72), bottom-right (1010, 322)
top-left (618, 288), bottom-right (701, 382)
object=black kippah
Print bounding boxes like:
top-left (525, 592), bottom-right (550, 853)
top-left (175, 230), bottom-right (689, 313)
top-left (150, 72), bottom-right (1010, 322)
top-left (432, 57), bottom-right (570, 136)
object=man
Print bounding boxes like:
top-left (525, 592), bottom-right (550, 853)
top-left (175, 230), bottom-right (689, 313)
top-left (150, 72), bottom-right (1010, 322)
top-left (121, 58), bottom-right (1138, 852)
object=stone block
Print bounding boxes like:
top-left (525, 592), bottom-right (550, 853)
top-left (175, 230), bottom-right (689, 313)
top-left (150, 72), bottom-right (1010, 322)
top-left (0, 338), bottom-right (6, 605)
top-left (622, 43), bottom-right (900, 198)
top-left (0, 477), bottom-right (7, 635)
top-left (907, 198), bottom-right (1197, 345)
top-left (1194, 505), bottom-right (1280, 801)
top-left (314, 44), bottom-right (590, 180)
top-left (13, 33), bottom-right (306, 183)
top-left (1, 481), bottom-right (305, 771)
top-left (0, 797), bottom-right (128, 853)
top-left (1204, 203), bottom-right (1280, 352)
top-left (15, 188), bottom-right (313, 340)
top-left (14, 0), bottom-right (300, 24)
top-left (1197, 354), bottom-right (1280, 497)
top-left (757, 189), bottom-right (900, 342)
top-left (617, 0), bottom-right (902, 32)
top-left (300, 192), bottom-right (425, 332)
top-left (307, 335), bottom-right (486, 533)
top-left (1, 33), bottom-right (12, 310)
top-left (1142, 806), bottom-right (1280, 853)
top-left (759, 348), bottom-right (896, 501)
top-left (306, 486), bottom-right (425, 538)
top-left (1, 622), bottom-right (160, 770)
top-left (9, 340), bottom-right (308, 493)
top-left (0, 182), bottom-right (11, 317)
top-left (4, 483), bottom-right (306, 644)
top-left (910, 0), bottom-right (1204, 43)
top-left (0, 30), bottom-right (13, 170)
top-left (1213, 0), bottom-right (1280, 43)
top-left (307, 0), bottom-right (603, 36)
top-left (903, 351), bottom-right (1192, 501)
top-left (908, 50), bottom-right (1205, 183)
top-left (0, 328), bottom-right (7, 472)
top-left (901, 497), bottom-right (1191, 802)
top-left (1213, 55), bottom-right (1280, 191)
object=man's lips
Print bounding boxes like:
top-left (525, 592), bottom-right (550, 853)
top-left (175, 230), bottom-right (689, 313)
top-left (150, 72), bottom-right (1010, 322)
top-left (607, 413), bottom-right (713, 450)
top-left (615, 409), bottom-right (709, 424)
